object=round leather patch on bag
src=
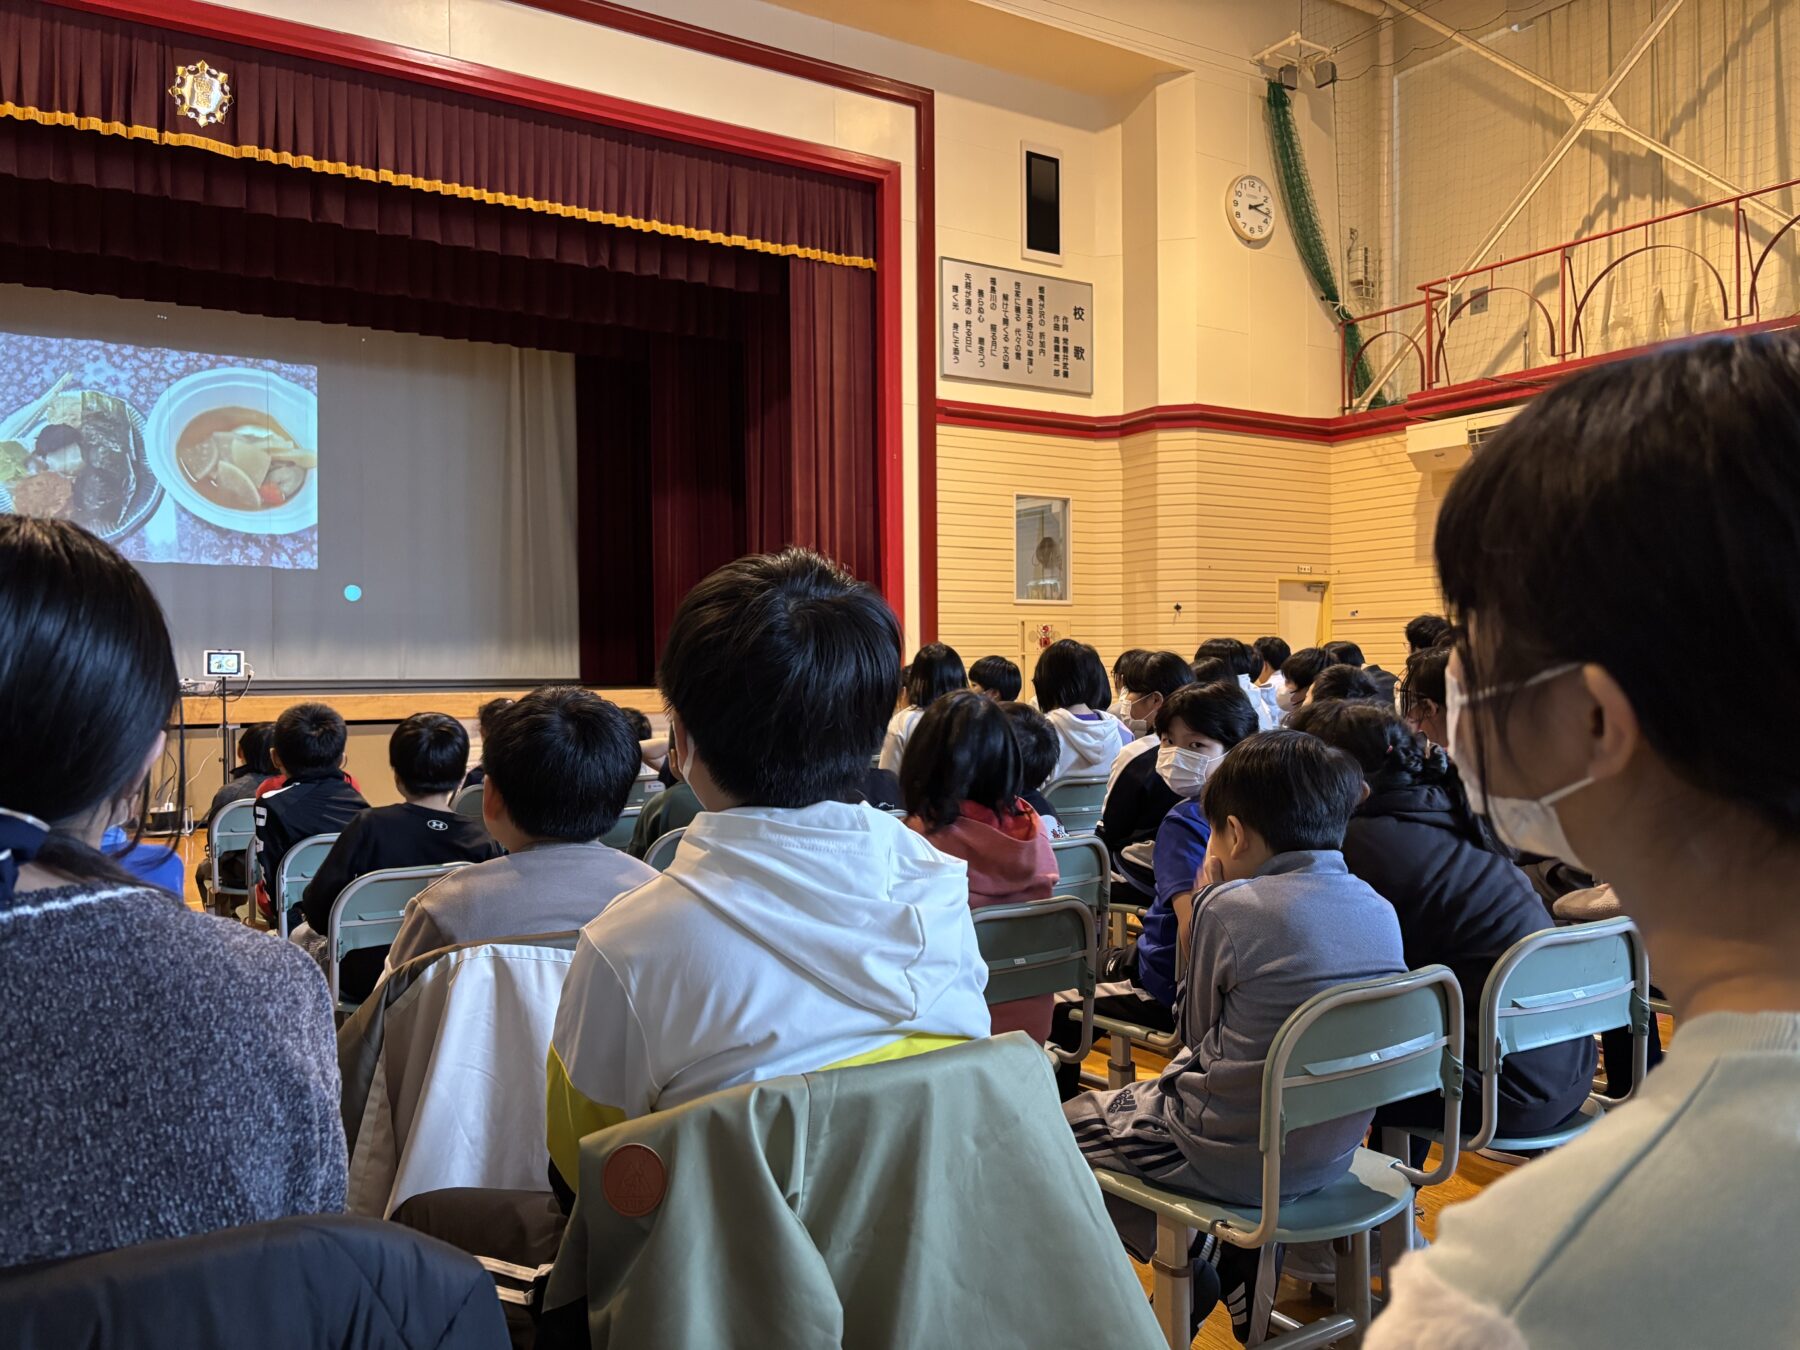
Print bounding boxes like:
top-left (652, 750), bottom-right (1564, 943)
top-left (602, 1143), bottom-right (666, 1217)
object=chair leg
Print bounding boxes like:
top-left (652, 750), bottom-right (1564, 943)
top-left (1332, 1230), bottom-right (1373, 1345)
top-left (1377, 1204), bottom-right (1415, 1302)
top-left (1108, 1032), bottom-right (1137, 1090)
top-left (1151, 1216), bottom-right (1192, 1350)
top-left (1246, 1244), bottom-right (1279, 1347)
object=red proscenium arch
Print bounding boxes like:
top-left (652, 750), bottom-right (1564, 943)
top-left (40, 0), bottom-right (935, 634)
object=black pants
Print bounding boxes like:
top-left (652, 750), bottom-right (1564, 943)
top-left (1049, 991), bottom-right (1175, 1099)
top-left (1600, 998), bottom-right (1665, 1097)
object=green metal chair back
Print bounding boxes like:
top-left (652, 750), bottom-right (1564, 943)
top-left (328, 862), bottom-right (468, 1008)
top-left (645, 827), bottom-right (685, 873)
top-left (450, 782), bottom-right (484, 820)
top-left (598, 807), bottom-right (639, 850)
top-left (972, 898), bottom-right (1096, 1062)
top-left (625, 775), bottom-right (661, 810)
top-left (273, 831), bottom-right (338, 939)
top-left (1049, 834), bottom-right (1110, 917)
top-left (1044, 772), bottom-right (1108, 836)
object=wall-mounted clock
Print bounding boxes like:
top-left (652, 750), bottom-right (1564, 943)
top-left (1226, 174), bottom-right (1277, 243)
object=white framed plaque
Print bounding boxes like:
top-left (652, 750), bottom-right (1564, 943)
top-left (939, 257), bottom-right (1093, 395)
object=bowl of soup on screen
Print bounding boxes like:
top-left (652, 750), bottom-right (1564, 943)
top-left (147, 369), bottom-right (318, 534)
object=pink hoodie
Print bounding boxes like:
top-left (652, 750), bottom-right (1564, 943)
top-left (908, 799), bottom-right (1059, 1041)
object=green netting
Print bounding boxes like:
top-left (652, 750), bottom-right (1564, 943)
top-left (1265, 80), bottom-right (1385, 408)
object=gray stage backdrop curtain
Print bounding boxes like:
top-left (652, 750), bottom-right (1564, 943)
top-left (0, 284), bottom-right (579, 683)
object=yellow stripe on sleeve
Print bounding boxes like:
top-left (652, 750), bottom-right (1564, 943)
top-left (546, 1042), bottom-right (626, 1194)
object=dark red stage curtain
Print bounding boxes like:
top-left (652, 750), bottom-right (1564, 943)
top-left (0, 0), bottom-right (875, 268)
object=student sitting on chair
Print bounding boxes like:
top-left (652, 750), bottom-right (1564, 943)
top-left (255, 703), bottom-right (368, 927)
top-left (195, 722), bottom-right (275, 907)
top-left (1251, 636), bottom-right (1290, 699)
top-left (999, 700), bottom-right (1066, 838)
top-left (1102, 649), bottom-right (1195, 800)
top-left (293, 712), bottom-right (503, 1000)
top-left (1065, 731), bottom-right (1405, 1341)
top-left (385, 688), bottom-right (654, 972)
top-left (1048, 679), bottom-right (1258, 1096)
top-left (1275, 646), bottom-right (1330, 716)
top-left (1035, 639), bottom-right (1133, 780)
top-left (1325, 639), bottom-right (1400, 706)
top-left (1196, 637), bottom-right (1279, 732)
top-left (546, 549), bottom-right (990, 1205)
top-left (902, 690), bottom-right (1058, 1041)
top-left (459, 696), bottom-right (514, 791)
top-left (969, 653), bottom-right (1023, 702)
top-left (1108, 647), bottom-right (1149, 718)
top-left (1305, 662), bottom-right (1386, 707)
top-left (878, 642), bottom-right (966, 774)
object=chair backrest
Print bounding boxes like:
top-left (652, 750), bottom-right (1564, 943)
top-left (273, 832), bottom-right (339, 939)
top-left (1048, 835), bottom-right (1109, 917)
top-left (450, 781), bottom-right (484, 820)
top-left (644, 827), bottom-right (685, 872)
top-left (598, 807), bottom-right (640, 851)
top-left (1043, 772), bottom-right (1108, 836)
top-left (1252, 964), bottom-right (1463, 1229)
top-left (328, 863), bottom-right (469, 1006)
top-left (208, 796), bottom-right (258, 896)
top-left (973, 898), bottom-right (1095, 1006)
top-left (626, 774), bottom-right (662, 810)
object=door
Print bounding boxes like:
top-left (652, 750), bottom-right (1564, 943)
top-left (1277, 580), bottom-right (1329, 650)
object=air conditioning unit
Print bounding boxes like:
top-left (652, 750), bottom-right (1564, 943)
top-left (1405, 408), bottom-right (1518, 473)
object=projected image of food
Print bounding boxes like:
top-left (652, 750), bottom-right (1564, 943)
top-left (0, 334), bottom-right (319, 568)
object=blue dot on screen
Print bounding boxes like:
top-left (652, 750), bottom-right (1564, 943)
top-left (343, 584), bottom-right (363, 603)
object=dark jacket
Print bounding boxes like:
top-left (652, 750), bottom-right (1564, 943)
top-left (0, 1214), bottom-right (508, 1350)
top-left (255, 770), bottom-right (369, 900)
top-left (629, 781), bottom-right (702, 858)
top-left (1363, 665), bottom-right (1400, 704)
top-left (1098, 746), bottom-right (1178, 887)
top-left (1341, 782), bottom-right (1596, 1128)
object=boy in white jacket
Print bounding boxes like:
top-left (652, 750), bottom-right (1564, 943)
top-left (546, 550), bottom-right (991, 1202)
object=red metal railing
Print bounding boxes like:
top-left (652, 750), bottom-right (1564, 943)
top-left (1340, 174), bottom-right (1800, 412)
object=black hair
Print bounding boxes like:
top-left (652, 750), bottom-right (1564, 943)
top-left (1324, 640), bottom-right (1366, 668)
top-left (476, 697), bottom-right (515, 741)
top-left (1279, 646), bottom-right (1331, 693)
top-left (998, 701), bottom-right (1060, 791)
top-left (1155, 680), bottom-right (1258, 749)
top-left (1113, 647), bottom-right (1149, 681)
top-left (1201, 728), bottom-right (1364, 854)
top-left (1194, 638), bottom-right (1256, 680)
top-left (1134, 651), bottom-right (1196, 701)
top-left (273, 702), bottom-right (348, 775)
top-left (1288, 699), bottom-right (1487, 848)
top-left (901, 690), bottom-right (1023, 831)
top-left (619, 707), bottom-right (654, 742)
top-left (483, 685), bottom-right (639, 839)
top-left (660, 548), bottom-right (900, 807)
top-left (905, 643), bottom-right (967, 709)
top-left (1437, 335), bottom-right (1800, 837)
top-left (0, 518), bottom-right (180, 889)
top-left (1309, 664), bottom-right (1385, 705)
top-left (1402, 644), bottom-right (1450, 710)
top-left (1189, 657), bottom-right (1232, 687)
top-left (236, 723), bottom-right (277, 777)
top-left (1404, 615), bottom-right (1451, 652)
top-left (1252, 636), bottom-right (1291, 674)
top-left (389, 712), bottom-right (471, 798)
top-left (1033, 638), bottom-right (1111, 712)
top-left (969, 655), bottom-right (1023, 701)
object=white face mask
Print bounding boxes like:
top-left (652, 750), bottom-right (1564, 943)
top-left (1156, 743), bottom-right (1222, 800)
top-left (1277, 686), bottom-right (1303, 714)
top-left (1446, 663), bottom-right (1594, 868)
top-left (1121, 693), bottom-right (1152, 738)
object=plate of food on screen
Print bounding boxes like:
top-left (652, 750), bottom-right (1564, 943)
top-left (0, 376), bottom-right (165, 543)
top-left (147, 367), bottom-right (318, 535)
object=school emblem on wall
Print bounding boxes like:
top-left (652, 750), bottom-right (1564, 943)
top-left (168, 61), bottom-right (233, 127)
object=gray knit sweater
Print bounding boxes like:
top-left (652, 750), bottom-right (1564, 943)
top-left (0, 882), bottom-right (347, 1268)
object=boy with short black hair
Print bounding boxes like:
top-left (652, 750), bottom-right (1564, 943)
top-left (296, 712), bottom-right (503, 998)
top-left (1066, 730), bottom-right (1405, 1337)
top-left (255, 702), bottom-right (368, 923)
top-left (385, 687), bottom-right (655, 970)
top-left (546, 549), bottom-right (990, 1203)
top-left (461, 696), bottom-right (515, 789)
top-left (970, 654), bottom-right (1023, 702)
top-left (998, 700), bottom-right (1064, 837)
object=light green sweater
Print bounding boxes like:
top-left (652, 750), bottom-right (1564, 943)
top-left (1369, 1012), bottom-right (1800, 1348)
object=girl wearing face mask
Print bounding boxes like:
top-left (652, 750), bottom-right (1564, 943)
top-left (0, 518), bottom-right (347, 1269)
top-left (1367, 337), bottom-right (1800, 1350)
top-left (1276, 646), bottom-right (1329, 718)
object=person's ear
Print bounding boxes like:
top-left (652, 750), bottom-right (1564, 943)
top-left (670, 715), bottom-right (692, 777)
top-left (1581, 664), bottom-right (1639, 783)
top-left (1358, 781), bottom-right (1372, 806)
top-left (270, 747), bottom-right (285, 774)
top-left (482, 777), bottom-right (505, 830)
top-left (1222, 814), bottom-right (1249, 859)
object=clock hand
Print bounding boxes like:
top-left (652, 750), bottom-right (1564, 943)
top-left (1249, 201), bottom-right (1271, 216)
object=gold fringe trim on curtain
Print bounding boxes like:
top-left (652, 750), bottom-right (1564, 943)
top-left (0, 101), bottom-right (877, 270)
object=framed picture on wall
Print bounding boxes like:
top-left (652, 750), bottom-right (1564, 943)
top-left (1015, 494), bottom-right (1070, 602)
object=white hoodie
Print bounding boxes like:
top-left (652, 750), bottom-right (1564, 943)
top-left (1238, 674), bottom-right (1282, 731)
top-left (1045, 705), bottom-right (1131, 780)
top-left (546, 800), bottom-right (990, 1187)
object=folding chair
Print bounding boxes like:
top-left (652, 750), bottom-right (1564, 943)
top-left (1389, 916), bottom-right (1650, 1159)
top-left (272, 831), bottom-right (339, 940)
top-left (327, 863), bottom-right (470, 1012)
top-left (450, 781), bottom-right (484, 820)
top-left (625, 773), bottom-right (662, 810)
top-left (598, 807), bottom-right (639, 850)
top-left (644, 827), bottom-right (685, 872)
top-left (1049, 834), bottom-right (1110, 919)
top-left (209, 797), bottom-right (256, 919)
top-left (1043, 771), bottom-right (1109, 836)
top-left (1097, 965), bottom-right (1465, 1349)
top-left (972, 898), bottom-right (1097, 1063)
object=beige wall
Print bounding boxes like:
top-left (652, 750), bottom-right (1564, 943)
top-left (1328, 431), bottom-right (1450, 673)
